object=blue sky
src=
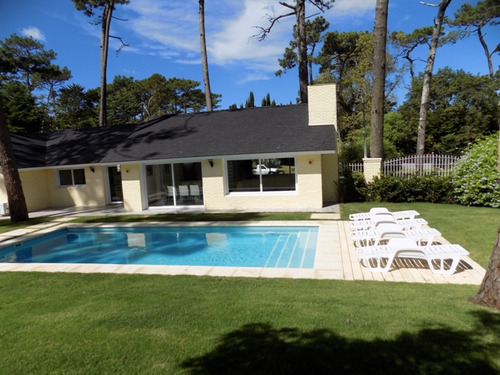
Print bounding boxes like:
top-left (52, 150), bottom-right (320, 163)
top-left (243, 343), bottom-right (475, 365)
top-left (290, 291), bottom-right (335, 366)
top-left (0, 0), bottom-right (498, 109)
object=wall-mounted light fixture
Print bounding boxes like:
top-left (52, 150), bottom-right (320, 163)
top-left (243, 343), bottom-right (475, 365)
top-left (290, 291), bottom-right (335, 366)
top-left (209, 160), bottom-right (214, 167)
top-left (90, 166), bottom-right (95, 173)
top-left (308, 159), bottom-right (315, 165)
top-left (116, 164), bottom-right (121, 172)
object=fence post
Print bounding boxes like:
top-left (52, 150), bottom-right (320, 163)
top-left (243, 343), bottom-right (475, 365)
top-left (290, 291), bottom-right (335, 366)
top-left (363, 158), bottom-right (383, 182)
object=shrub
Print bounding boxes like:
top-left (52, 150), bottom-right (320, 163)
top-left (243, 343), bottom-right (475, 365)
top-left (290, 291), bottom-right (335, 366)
top-left (367, 174), bottom-right (456, 203)
top-left (338, 170), bottom-right (367, 203)
top-left (453, 134), bottom-right (500, 208)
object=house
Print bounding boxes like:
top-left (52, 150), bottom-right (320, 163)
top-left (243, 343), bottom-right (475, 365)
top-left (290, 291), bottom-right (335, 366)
top-left (0, 84), bottom-right (338, 213)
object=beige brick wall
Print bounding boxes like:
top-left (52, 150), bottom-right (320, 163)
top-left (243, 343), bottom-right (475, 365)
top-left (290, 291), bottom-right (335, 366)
top-left (121, 163), bottom-right (145, 211)
top-left (48, 166), bottom-right (107, 208)
top-left (0, 169), bottom-right (51, 211)
top-left (321, 153), bottom-right (339, 203)
top-left (201, 159), bottom-right (225, 210)
top-left (0, 167), bottom-right (109, 212)
top-left (203, 155), bottom-right (325, 211)
top-left (308, 84), bottom-right (337, 129)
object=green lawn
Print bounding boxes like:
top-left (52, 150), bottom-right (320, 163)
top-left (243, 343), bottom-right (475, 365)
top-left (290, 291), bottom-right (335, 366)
top-left (0, 273), bottom-right (498, 374)
top-left (0, 203), bottom-right (499, 374)
top-left (0, 216), bottom-right (55, 234)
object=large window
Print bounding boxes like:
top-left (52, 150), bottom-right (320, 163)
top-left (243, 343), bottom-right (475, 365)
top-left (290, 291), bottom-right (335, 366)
top-left (227, 157), bottom-right (295, 193)
top-left (58, 169), bottom-right (86, 187)
top-left (146, 162), bottom-right (203, 207)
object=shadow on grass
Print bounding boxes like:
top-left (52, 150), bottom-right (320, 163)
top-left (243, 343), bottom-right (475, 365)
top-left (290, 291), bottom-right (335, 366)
top-left (180, 310), bottom-right (500, 375)
top-left (0, 217), bottom-right (54, 234)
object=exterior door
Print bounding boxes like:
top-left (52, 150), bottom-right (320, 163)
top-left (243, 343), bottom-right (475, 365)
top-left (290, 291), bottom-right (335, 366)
top-left (108, 166), bottom-right (123, 203)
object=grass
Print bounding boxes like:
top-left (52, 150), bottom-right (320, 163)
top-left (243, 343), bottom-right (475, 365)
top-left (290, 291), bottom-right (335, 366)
top-left (70, 211), bottom-right (314, 223)
top-left (0, 202), bottom-right (499, 373)
top-left (0, 216), bottom-right (55, 234)
top-left (0, 273), bottom-right (498, 374)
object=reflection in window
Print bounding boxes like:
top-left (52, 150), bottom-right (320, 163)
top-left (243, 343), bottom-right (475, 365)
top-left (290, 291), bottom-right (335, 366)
top-left (58, 169), bottom-right (86, 186)
top-left (228, 157), bottom-right (295, 193)
top-left (146, 162), bottom-right (203, 206)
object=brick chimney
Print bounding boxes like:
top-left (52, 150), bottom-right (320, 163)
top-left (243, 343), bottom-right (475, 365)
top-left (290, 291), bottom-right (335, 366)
top-left (308, 84), bottom-right (337, 131)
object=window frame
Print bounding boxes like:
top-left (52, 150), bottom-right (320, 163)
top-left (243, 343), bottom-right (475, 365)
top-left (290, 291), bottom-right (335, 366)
top-left (225, 156), bottom-right (297, 195)
top-left (57, 168), bottom-right (86, 187)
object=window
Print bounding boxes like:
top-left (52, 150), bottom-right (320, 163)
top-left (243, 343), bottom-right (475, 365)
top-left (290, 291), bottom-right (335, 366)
top-left (227, 157), bottom-right (295, 193)
top-left (145, 162), bottom-right (203, 207)
top-left (58, 169), bottom-right (86, 186)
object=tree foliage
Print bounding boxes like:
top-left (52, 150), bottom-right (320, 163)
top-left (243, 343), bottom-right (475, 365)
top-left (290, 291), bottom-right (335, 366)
top-left (0, 34), bottom-right (60, 91)
top-left (389, 26), bottom-right (458, 79)
top-left (398, 67), bottom-right (498, 155)
top-left (0, 34), bottom-right (71, 132)
top-left (256, 0), bottom-right (334, 103)
top-left (276, 15), bottom-right (330, 85)
top-left (453, 134), bottom-right (500, 208)
top-left (316, 31), bottom-right (374, 142)
top-left (261, 93), bottom-right (276, 107)
top-left (0, 82), bottom-right (45, 133)
top-left (245, 91), bottom-right (255, 108)
top-left (449, 0), bottom-right (500, 80)
top-left (53, 84), bottom-right (99, 129)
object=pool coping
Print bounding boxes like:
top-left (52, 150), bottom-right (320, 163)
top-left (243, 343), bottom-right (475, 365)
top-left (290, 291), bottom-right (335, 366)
top-left (0, 221), bottom-right (341, 280)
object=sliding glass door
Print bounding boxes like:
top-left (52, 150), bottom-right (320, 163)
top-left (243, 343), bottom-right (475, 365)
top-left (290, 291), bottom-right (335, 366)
top-left (146, 162), bottom-right (203, 207)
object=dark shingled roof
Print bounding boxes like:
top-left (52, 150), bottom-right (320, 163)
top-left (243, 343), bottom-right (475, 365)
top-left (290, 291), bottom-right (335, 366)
top-left (10, 104), bottom-right (336, 169)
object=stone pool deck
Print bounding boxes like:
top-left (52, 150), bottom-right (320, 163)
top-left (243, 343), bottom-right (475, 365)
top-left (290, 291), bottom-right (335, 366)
top-left (0, 214), bottom-right (486, 285)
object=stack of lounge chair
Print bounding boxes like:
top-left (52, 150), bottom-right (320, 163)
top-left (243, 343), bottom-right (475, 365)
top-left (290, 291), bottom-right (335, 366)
top-left (349, 208), bottom-right (468, 275)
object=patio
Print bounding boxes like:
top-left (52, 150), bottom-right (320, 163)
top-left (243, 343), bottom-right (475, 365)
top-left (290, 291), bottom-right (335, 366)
top-left (0, 206), bottom-right (486, 285)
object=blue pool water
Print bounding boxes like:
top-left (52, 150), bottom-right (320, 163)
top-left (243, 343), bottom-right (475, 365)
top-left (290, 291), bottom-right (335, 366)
top-left (0, 226), bottom-right (318, 268)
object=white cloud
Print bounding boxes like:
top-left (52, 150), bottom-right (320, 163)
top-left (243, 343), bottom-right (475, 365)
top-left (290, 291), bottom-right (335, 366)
top-left (333, 0), bottom-right (376, 13)
top-left (121, 0), bottom-right (377, 81)
top-left (209, 0), bottom-right (292, 66)
top-left (21, 27), bottom-right (46, 41)
top-left (123, 0), bottom-right (290, 77)
top-left (127, 0), bottom-right (199, 54)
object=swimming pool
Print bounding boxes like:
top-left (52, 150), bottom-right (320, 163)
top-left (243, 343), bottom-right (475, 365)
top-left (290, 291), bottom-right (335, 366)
top-left (0, 226), bottom-right (318, 269)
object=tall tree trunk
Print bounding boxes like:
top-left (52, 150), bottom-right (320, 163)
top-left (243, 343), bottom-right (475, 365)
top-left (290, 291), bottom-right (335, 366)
top-left (296, 0), bottom-right (308, 103)
top-left (199, 0), bottom-right (213, 112)
top-left (99, 1), bottom-right (113, 127)
top-left (477, 25), bottom-right (494, 80)
top-left (0, 97), bottom-right (29, 222)
top-left (477, 15), bottom-right (498, 169)
top-left (416, 0), bottom-right (451, 155)
top-left (469, 223), bottom-right (500, 310)
top-left (370, 0), bottom-right (389, 158)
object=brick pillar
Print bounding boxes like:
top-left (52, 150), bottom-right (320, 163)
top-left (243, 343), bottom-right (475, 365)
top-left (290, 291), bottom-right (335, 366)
top-left (363, 158), bottom-right (382, 182)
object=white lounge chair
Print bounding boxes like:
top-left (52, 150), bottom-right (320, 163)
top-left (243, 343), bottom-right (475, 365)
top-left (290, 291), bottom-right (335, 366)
top-left (349, 208), bottom-right (420, 221)
top-left (349, 214), bottom-right (428, 231)
top-left (355, 238), bottom-right (469, 275)
top-left (350, 223), bottom-right (441, 247)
